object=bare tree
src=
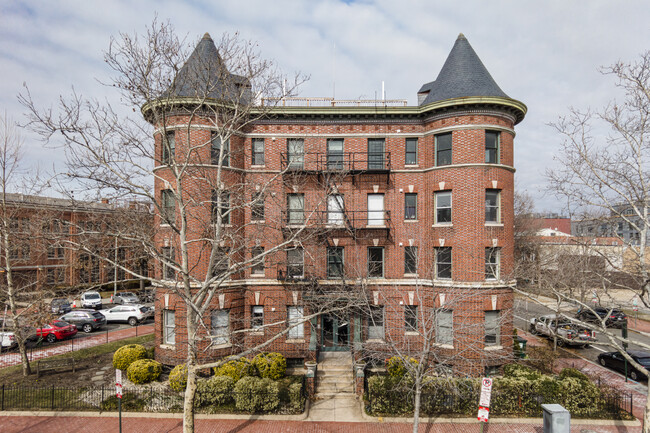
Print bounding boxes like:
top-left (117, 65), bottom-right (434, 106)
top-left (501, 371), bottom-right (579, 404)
top-left (18, 20), bottom-right (374, 433)
top-left (540, 51), bottom-right (650, 431)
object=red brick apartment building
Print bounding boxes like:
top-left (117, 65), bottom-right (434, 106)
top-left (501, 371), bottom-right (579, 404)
top-left (1, 193), bottom-right (150, 293)
top-left (150, 33), bottom-right (527, 377)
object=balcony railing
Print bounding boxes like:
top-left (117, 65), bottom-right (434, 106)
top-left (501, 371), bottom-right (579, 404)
top-left (280, 152), bottom-right (391, 173)
top-left (280, 210), bottom-right (392, 232)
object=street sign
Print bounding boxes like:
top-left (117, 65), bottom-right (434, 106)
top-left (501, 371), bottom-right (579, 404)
top-left (479, 377), bottom-right (493, 407)
top-left (116, 369), bottom-right (123, 399)
top-left (477, 406), bottom-right (489, 422)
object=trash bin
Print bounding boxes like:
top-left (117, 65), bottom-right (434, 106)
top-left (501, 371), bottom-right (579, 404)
top-left (542, 404), bottom-right (570, 433)
top-left (516, 336), bottom-right (527, 359)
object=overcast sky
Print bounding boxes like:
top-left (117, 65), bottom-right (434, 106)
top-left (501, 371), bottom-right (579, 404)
top-left (2, 0), bottom-right (649, 213)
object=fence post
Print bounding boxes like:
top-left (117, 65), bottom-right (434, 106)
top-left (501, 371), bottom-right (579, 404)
top-left (51, 385), bottom-right (55, 411)
top-left (101, 385), bottom-right (104, 410)
top-left (2, 384), bottom-right (4, 411)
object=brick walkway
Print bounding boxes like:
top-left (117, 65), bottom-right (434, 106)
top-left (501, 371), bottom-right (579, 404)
top-left (0, 416), bottom-right (641, 433)
top-left (0, 324), bottom-right (154, 368)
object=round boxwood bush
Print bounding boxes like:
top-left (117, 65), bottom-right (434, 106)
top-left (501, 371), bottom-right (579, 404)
top-left (234, 376), bottom-right (280, 412)
top-left (214, 358), bottom-right (256, 381)
top-left (113, 344), bottom-right (148, 371)
top-left (169, 364), bottom-right (188, 392)
top-left (127, 359), bottom-right (162, 384)
top-left (196, 375), bottom-right (235, 407)
top-left (387, 356), bottom-right (418, 378)
top-left (252, 352), bottom-right (286, 380)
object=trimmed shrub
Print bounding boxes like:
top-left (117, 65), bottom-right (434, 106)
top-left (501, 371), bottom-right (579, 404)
top-left (367, 375), bottom-right (414, 415)
top-left (113, 344), bottom-right (148, 371)
top-left (387, 356), bottom-right (418, 379)
top-left (559, 367), bottom-right (589, 383)
top-left (196, 375), bottom-right (235, 407)
top-left (127, 358), bottom-right (162, 384)
top-left (234, 376), bottom-right (280, 412)
top-left (288, 382), bottom-right (305, 412)
top-left (169, 364), bottom-right (188, 392)
top-left (214, 358), bottom-right (256, 382)
top-left (252, 352), bottom-right (287, 380)
top-left (503, 363), bottom-right (541, 380)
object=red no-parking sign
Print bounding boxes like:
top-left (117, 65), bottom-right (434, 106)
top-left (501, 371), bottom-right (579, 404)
top-left (477, 378), bottom-right (493, 422)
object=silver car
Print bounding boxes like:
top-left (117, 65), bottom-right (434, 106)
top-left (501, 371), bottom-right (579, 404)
top-left (113, 292), bottom-right (140, 305)
top-left (101, 305), bottom-right (152, 326)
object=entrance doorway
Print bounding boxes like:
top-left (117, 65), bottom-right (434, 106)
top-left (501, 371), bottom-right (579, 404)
top-left (321, 314), bottom-right (350, 351)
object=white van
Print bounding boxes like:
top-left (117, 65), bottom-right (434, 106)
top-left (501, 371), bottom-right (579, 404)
top-left (81, 291), bottom-right (103, 309)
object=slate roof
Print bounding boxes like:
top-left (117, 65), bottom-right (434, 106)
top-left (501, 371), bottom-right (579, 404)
top-left (169, 33), bottom-right (250, 102)
top-left (418, 34), bottom-right (509, 105)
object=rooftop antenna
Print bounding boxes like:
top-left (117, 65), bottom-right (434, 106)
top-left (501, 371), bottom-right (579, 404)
top-left (382, 81), bottom-right (385, 102)
top-left (332, 43), bottom-right (336, 100)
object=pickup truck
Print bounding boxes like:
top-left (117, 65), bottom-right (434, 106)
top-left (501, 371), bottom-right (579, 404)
top-left (529, 315), bottom-right (596, 347)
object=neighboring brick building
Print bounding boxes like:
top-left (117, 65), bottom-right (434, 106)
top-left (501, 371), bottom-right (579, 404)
top-left (0, 193), bottom-right (151, 293)
top-left (150, 33), bottom-right (526, 377)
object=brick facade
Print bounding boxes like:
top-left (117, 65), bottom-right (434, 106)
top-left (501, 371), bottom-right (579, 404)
top-left (150, 34), bottom-right (527, 377)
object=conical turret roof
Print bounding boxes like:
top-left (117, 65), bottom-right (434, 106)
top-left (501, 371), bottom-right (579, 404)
top-left (169, 33), bottom-right (250, 102)
top-left (418, 34), bottom-right (509, 105)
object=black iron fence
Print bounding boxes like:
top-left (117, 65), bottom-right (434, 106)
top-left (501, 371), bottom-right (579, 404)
top-left (0, 322), bottom-right (154, 368)
top-left (0, 379), bottom-right (306, 414)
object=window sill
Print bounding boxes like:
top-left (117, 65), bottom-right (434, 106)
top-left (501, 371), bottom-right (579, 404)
top-left (365, 339), bottom-right (385, 344)
top-left (251, 165), bottom-right (265, 168)
top-left (160, 344), bottom-right (175, 350)
top-left (366, 225), bottom-right (387, 229)
top-left (433, 343), bottom-right (454, 349)
top-left (211, 343), bottom-right (232, 349)
top-left (404, 273), bottom-right (419, 278)
top-left (404, 219), bottom-right (419, 223)
top-left (485, 223), bottom-right (503, 227)
top-left (405, 331), bottom-right (419, 336)
top-left (248, 331), bottom-right (264, 336)
top-left (404, 164), bottom-right (419, 168)
top-left (484, 345), bottom-right (503, 351)
top-left (432, 223), bottom-right (453, 228)
top-left (251, 273), bottom-right (265, 278)
top-left (286, 339), bottom-right (305, 344)
top-left (251, 220), bottom-right (265, 224)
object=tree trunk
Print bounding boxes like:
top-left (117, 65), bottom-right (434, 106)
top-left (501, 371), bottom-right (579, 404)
top-left (17, 336), bottom-right (30, 376)
top-left (183, 360), bottom-right (197, 433)
top-left (412, 384), bottom-right (422, 433)
top-left (644, 382), bottom-right (650, 433)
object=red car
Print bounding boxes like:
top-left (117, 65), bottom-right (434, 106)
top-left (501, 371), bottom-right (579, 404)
top-left (36, 320), bottom-right (78, 343)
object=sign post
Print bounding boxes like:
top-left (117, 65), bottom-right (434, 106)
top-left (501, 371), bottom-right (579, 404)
top-left (116, 369), bottom-right (123, 433)
top-left (477, 377), bottom-right (493, 431)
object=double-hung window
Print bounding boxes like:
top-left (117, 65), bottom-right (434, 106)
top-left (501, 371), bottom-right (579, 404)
top-left (405, 305), bottom-right (418, 332)
top-left (287, 248), bottom-right (304, 278)
top-left (434, 191), bottom-right (452, 224)
top-left (436, 310), bottom-right (453, 345)
top-left (211, 247), bottom-right (230, 279)
top-left (435, 247), bottom-right (452, 279)
top-left (405, 138), bottom-right (418, 165)
top-left (163, 310), bottom-right (175, 345)
top-left (485, 131), bottom-right (500, 164)
top-left (251, 306), bottom-right (264, 330)
top-left (162, 131), bottom-right (175, 165)
top-left (404, 193), bottom-right (417, 220)
top-left (367, 138), bottom-right (385, 170)
top-left (327, 138), bottom-right (344, 169)
top-left (485, 190), bottom-right (500, 223)
top-left (252, 138), bottom-right (265, 166)
top-left (485, 247), bottom-right (500, 280)
top-left (251, 246), bottom-right (265, 276)
top-left (367, 247), bottom-right (384, 278)
top-left (211, 133), bottom-right (229, 166)
top-left (435, 133), bottom-right (452, 166)
top-left (161, 189), bottom-right (175, 224)
top-left (404, 246), bottom-right (418, 275)
top-left (328, 194), bottom-right (344, 225)
top-left (162, 247), bottom-right (175, 280)
top-left (327, 246), bottom-right (344, 278)
top-left (251, 192), bottom-right (265, 221)
top-left (485, 310), bottom-right (500, 346)
top-left (288, 306), bottom-right (304, 339)
top-left (368, 306), bottom-right (384, 340)
top-left (287, 193), bottom-right (304, 225)
top-left (287, 138), bottom-right (304, 169)
top-left (212, 191), bottom-right (230, 225)
top-left (211, 310), bottom-right (230, 345)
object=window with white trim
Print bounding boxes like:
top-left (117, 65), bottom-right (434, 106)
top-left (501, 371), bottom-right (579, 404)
top-left (163, 310), bottom-right (175, 345)
top-left (251, 306), bottom-right (264, 330)
top-left (405, 138), bottom-right (418, 165)
top-left (434, 191), bottom-right (452, 224)
top-left (435, 247), bottom-right (452, 279)
top-left (436, 310), bottom-right (453, 345)
top-left (252, 138), bottom-right (265, 165)
top-left (485, 247), bottom-right (500, 280)
top-left (405, 305), bottom-right (418, 332)
top-left (211, 309), bottom-right (230, 345)
top-left (404, 246), bottom-right (418, 275)
top-left (485, 190), bottom-right (500, 223)
top-left (288, 306), bottom-right (304, 339)
top-left (162, 131), bottom-right (175, 165)
top-left (485, 131), bottom-right (500, 164)
top-left (485, 310), bottom-right (500, 346)
top-left (368, 306), bottom-right (385, 340)
top-left (161, 189), bottom-right (175, 224)
top-left (435, 133), bottom-right (452, 166)
top-left (251, 246), bottom-right (265, 275)
top-left (211, 133), bottom-right (229, 166)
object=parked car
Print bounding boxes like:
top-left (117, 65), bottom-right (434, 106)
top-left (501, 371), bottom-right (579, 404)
top-left (0, 331), bottom-right (16, 351)
top-left (50, 298), bottom-right (72, 315)
top-left (80, 291), bottom-right (103, 309)
top-left (138, 288), bottom-right (155, 304)
top-left (598, 350), bottom-right (650, 381)
top-left (112, 292), bottom-right (140, 305)
top-left (576, 306), bottom-right (628, 328)
top-left (101, 305), bottom-right (152, 326)
top-left (59, 310), bottom-right (106, 333)
top-left (529, 315), bottom-right (596, 347)
top-left (36, 320), bottom-right (78, 343)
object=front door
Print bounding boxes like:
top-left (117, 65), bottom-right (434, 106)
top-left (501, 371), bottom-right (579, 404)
top-left (322, 314), bottom-right (350, 351)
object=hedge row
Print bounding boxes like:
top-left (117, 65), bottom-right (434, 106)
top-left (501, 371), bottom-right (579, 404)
top-left (367, 364), bottom-right (633, 420)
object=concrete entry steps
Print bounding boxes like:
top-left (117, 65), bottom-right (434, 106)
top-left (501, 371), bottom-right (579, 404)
top-left (315, 352), bottom-right (355, 398)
